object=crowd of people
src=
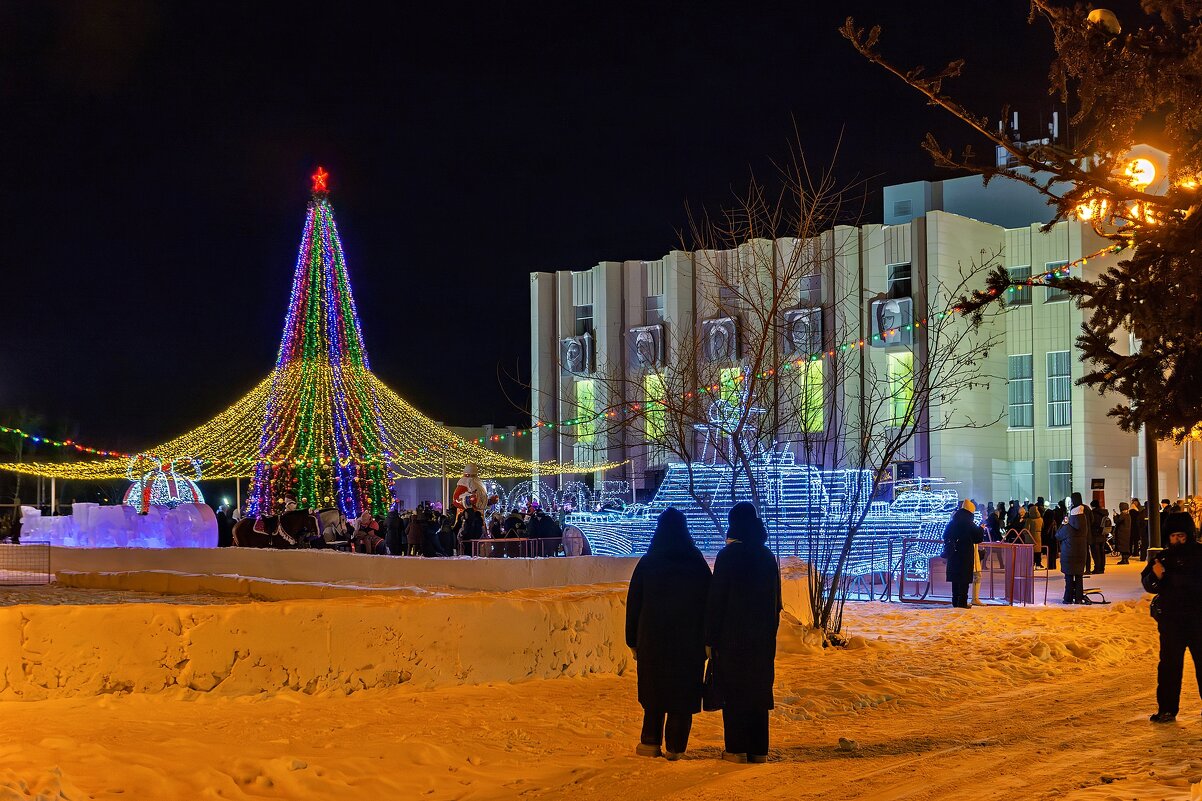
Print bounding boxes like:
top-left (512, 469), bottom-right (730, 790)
top-left (959, 495), bottom-right (1202, 573)
top-left (217, 498), bottom-right (568, 558)
top-left (944, 492), bottom-right (1202, 724)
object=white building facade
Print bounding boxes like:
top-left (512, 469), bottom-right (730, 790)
top-left (530, 167), bottom-right (1191, 508)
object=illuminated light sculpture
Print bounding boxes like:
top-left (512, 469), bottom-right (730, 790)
top-left (123, 456), bottom-right (205, 513)
top-left (0, 170), bottom-right (618, 511)
top-left (567, 399), bottom-right (962, 575)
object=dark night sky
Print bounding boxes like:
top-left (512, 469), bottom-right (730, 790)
top-left (1, 0), bottom-right (1118, 451)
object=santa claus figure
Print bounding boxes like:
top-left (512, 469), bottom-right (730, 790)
top-left (452, 462), bottom-right (494, 515)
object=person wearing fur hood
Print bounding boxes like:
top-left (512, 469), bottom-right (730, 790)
top-left (1056, 492), bottom-right (1091, 604)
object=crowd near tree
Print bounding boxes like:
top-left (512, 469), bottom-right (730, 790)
top-left (943, 492), bottom-right (1202, 607)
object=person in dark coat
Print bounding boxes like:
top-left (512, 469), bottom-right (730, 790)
top-left (384, 504), bottom-right (404, 556)
top-left (625, 507), bottom-right (711, 760)
top-left (1087, 500), bottom-right (1110, 574)
top-left (943, 500), bottom-right (983, 608)
top-left (1056, 492), bottom-right (1090, 604)
top-left (1042, 502), bottom-right (1059, 570)
top-left (1162, 502), bottom-right (1197, 544)
top-left (986, 504), bottom-right (1004, 542)
top-left (1130, 499), bottom-right (1147, 560)
top-left (215, 505), bottom-right (233, 548)
top-left (705, 501), bottom-right (781, 764)
top-left (1113, 502), bottom-right (1133, 564)
top-left (1141, 526), bottom-right (1202, 722)
top-left (405, 511), bottom-right (426, 556)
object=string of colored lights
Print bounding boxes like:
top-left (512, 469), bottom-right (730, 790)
top-left (0, 235), bottom-right (1121, 484)
top-left (0, 426), bottom-right (136, 459)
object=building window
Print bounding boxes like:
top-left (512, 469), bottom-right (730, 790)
top-left (574, 304), bottom-right (593, 336)
top-left (717, 284), bottom-right (740, 313)
top-left (1049, 459), bottom-right (1072, 503)
top-left (799, 272), bottom-right (822, 307)
top-left (643, 373), bottom-right (665, 441)
top-left (1006, 266), bottom-right (1031, 306)
top-left (1044, 261), bottom-right (1070, 303)
top-left (644, 295), bottom-right (665, 326)
top-left (1007, 354), bottom-right (1034, 428)
top-left (887, 351), bottom-right (914, 426)
top-left (887, 263), bottom-right (912, 299)
top-left (799, 360), bottom-right (824, 433)
top-left (1047, 351), bottom-right (1071, 428)
top-left (1010, 460), bottom-right (1034, 504)
top-left (575, 379), bottom-right (595, 444)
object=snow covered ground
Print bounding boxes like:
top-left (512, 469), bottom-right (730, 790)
top-left (2, 557), bottom-right (1200, 800)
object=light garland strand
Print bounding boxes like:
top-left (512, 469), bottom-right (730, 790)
top-left (0, 236), bottom-right (1122, 484)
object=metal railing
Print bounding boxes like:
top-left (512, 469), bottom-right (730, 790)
top-left (0, 540), bottom-right (51, 585)
top-left (895, 538), bottom-right (1044, 605)
top-left (468, 537), bottom-right (564, 558)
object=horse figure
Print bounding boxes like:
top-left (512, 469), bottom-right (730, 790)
top-left (231, 508), bottom-right (342, 549)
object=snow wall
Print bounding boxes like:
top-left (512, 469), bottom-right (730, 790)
top-left (48, 547), bottom-right (642, 592)
top-left (6, 553), bottom-right (811, 701)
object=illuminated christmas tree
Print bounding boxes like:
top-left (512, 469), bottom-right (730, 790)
top-left (0, 169), bottom-right (612, 505)
top-left (249, 168), bottom-right (390, 517)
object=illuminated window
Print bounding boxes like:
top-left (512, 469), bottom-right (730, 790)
top-left (1007, 354), bottom-right (1033, 428)
top-left (719, 367), bottom-right (742, 409)
top-left (644, 373), bottom-right (665, 441)
top-left (1047, 351), bottom-right (1071, 427)
top-left (887, 351), bottom-right (914, 426)
top-left (799, 360), bottom-right (824, 433)
top-left (1006, 266), bottom-right (1031, 306)
top-left (575, 379), bottom-right (595, 444)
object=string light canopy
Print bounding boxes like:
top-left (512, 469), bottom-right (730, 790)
top-left (1, 169), bottom-right (616, 514)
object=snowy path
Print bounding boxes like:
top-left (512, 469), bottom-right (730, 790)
top-left (2, 560), bottom-right (1200, 800)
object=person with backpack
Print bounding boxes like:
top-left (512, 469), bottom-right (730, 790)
top-left (626, 507), bottom-right (711, 760)
top-left (1113, 502), bottom-right (1133, 565)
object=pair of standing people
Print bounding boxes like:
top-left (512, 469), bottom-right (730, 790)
top-left (625, 502), bottom-right (782, 763)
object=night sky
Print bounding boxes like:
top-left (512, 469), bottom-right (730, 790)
top-left (2, 0), bottom-right (1110, 452)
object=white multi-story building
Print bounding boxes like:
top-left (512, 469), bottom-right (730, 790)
top-left (530, 157), bottom-right (1191, 508)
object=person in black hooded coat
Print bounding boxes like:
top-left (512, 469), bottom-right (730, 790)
top-left (705, 501), bottom-right (781, 764)
top-left (625, 507), bottom-right (711, 759)
top-left (943, 500), bottom-right (983, 608)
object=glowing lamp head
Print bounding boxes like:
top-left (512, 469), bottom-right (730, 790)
top-left (1086, 8), bottom-right (1121, 34)
top-left (1125, 158), bottom-right (1156, 187)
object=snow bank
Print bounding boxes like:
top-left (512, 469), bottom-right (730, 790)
top-left (6, 554), bottom-right (812, 702)
top-left (55, 570), bottom-right (452, 600)
top-left (0, 586), bottom-right (633, 700)
top-left (49, 547), bottom-right (642, 592)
